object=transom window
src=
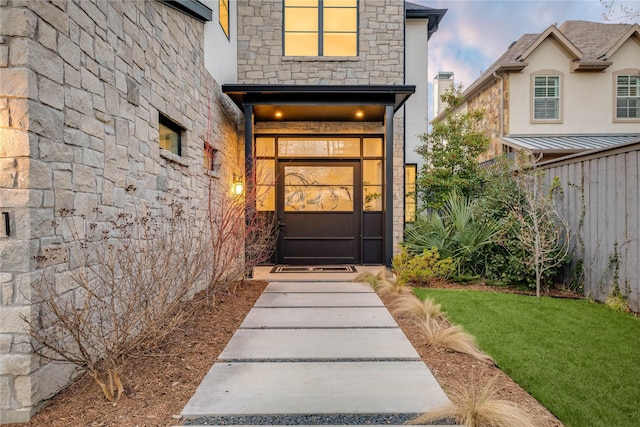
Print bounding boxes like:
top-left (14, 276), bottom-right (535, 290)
top-left (533, 75), bottom-right (560, 120)
top-left (219, 0), bottom-right (229, 38)
top-left (284, 0), bottom-right (358, 57)
top-left (616, 74), bottom-right (639, 119)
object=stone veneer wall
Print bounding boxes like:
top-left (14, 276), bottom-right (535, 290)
top-left (237, 0), bottom-right (406, 250)
top-left (468, 75), bottom-right (510, 162)
top-left (0, 0), bottom-right (241, 422)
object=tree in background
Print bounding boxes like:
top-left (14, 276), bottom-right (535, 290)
top-left (416, 86), bottom-right (489, 210)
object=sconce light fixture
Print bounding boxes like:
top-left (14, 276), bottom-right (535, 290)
top-left (232, 173), bottom-right (244, 195)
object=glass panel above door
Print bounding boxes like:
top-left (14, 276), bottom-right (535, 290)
top-left (278, 137), bottom-right (360, 157)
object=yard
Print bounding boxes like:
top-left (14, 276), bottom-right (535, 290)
top-left (413, 288), bottom-right (640, 427)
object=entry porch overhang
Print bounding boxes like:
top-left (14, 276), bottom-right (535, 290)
top-left (222, 85), bottom-right (415, 267)
top-left (222, 84), bottom-right (415, 122)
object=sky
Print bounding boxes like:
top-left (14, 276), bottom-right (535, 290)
top-left (414, 0), bottom-right (639, 120)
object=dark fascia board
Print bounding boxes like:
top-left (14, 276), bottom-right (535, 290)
top-left (405, 5), bottom-right (447, 39)
top-left (222, 84), bottom-right (416, 112)
top-left (157, 0), bottom-right (212, 22)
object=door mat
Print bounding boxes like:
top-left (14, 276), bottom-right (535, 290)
top-left (270, 266), bottom-right (358, 273)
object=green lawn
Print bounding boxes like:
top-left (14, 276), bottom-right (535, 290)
top-left (413, 288), bottom-right (640, 427)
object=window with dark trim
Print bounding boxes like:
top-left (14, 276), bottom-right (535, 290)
top-left (404, 164), bottom-right (417, 223)
top-left (533, 75), bottom-right (560, 120)
top-left (220, 0), bottom-right (230, 38)
top-left (616, 74), bottom-right (640, 119)
top-left (159, 114), bottom-right (182, 156)
top-left (284, 0), bottom-right (358, 57)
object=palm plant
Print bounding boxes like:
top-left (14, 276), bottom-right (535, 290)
top-left (405, 191), bottom-right (500, 275)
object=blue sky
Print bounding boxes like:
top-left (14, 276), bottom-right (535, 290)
top-left (415, 0), bottom-right (639, 119)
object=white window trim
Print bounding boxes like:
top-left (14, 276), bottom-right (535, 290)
top-left (613, 69), bottom-right (640, 123)
top-left (530, 71), bottom-right (564, 124)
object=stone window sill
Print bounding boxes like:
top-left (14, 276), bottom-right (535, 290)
top-left (281, 56), bottom-right (359, 62)
top-left (160, 149), bottom-right (189, 167)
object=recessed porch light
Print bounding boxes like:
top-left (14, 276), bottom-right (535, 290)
top-left (275, 111), bottom-right (283, 119)
top-left (355, 111), bottom-right (364, 119)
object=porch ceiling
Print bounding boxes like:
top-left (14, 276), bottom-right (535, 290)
top-left (222, 84), bottom-right (415, 122)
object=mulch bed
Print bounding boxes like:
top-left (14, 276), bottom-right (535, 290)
top-left (18, 279), bottom-right (564, 426)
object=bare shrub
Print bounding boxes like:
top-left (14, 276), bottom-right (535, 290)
top-left (417, 317), bottom-right (493, 364)
top-left (26, 194), bottom-right (211, 401)
top-left (204, 169), bottom-right (277, 300)
top-left (409, 376), bottom-right (537, 427)
top-left (391, 293), bottom-right (443, 321)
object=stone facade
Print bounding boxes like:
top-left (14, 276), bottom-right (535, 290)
top-left (468, 75), bottom-right (510, 162)
top-left (0, 0), bottom-right (241, 422)
top-left (236, 0), bottom-right (407, 249)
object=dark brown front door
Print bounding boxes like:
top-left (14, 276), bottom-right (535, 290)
top-left (277, 161), bottom-right (361, 264)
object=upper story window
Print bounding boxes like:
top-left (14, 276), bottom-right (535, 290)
top-left (616, 74), bottom-right (639, 119)
top-left (533, 75), bottom-right (560, 121)
top-left (283, 0), bottom-right (358, 57)
top-left (159, 114), bottom-right (182, 156)
top-left (220, 0), bottom-right (229, 38)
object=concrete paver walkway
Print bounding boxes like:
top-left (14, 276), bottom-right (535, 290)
top-left (181, 281), bottom-right (453, 425)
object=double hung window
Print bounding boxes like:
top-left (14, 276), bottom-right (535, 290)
top-left (533, 75), bottom-right (560, 121)
top-left (284, 0), bottom-right (358, 57)
top-left (616, 74), bottom-right (639, 119)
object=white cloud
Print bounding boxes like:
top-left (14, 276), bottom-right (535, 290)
top-left (419, 0), bottom-right (638, 118)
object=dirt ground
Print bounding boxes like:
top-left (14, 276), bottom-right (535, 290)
top-left (17, 280), bottom-right (564, 427)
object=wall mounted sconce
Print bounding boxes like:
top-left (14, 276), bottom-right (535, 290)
top-left (232, 174), bottom-right (244, 195)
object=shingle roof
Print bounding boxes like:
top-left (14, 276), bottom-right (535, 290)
top-left (459, 21), bottom-right (638, 101)
top-left (558, 20), bottom-right (634, 61)
top-left (502, 134), bottom-right (640, 153)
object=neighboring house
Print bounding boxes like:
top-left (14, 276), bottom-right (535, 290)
top-left (0, 0), bottom-right (446, 422)
top-left (432, 20), bottom-right (640, 162)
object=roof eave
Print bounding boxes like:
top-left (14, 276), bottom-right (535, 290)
top-left (571, 61), bottom-right (613, 71)
top-left (405, 7), bottom-right (448, 40)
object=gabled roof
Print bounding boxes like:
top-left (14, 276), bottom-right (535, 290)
top-left (405, 2), bottom-right (447, 39)
top-left (451, 21), bottom-right (637, 109)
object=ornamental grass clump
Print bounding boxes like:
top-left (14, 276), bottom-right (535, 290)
top-left (391, 293), bottom-right (443, 321)
top-left (418, 316), bottom-right (493, 364)
top-left (408, 377), bottom-right (536, 427)
top-left (352, 270), bottom-right (393, 290)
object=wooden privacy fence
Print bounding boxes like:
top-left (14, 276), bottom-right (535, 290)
top-left (540, 140), bottom-right (639, 312)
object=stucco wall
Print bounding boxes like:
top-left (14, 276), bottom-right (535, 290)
top-left (405, 18), bottom-right (429, 168)
top-left (0, 0), bottom-right (241, 422)
top-left (509, 37), bottom-right (640, 134)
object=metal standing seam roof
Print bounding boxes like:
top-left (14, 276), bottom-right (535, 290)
top-left (502, 135), bottom-right (640, 152)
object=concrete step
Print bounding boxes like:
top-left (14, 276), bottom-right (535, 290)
top-left (254, 292), bottom-right (383, 308)
top-left (219, 328), bottom-right (420, 361)
top-left (264, 282), bottom-right (374, 293)
top-left (181, 362), bottom-right (450, 419)
top-left (239, 307), bottom-right (398, 329)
